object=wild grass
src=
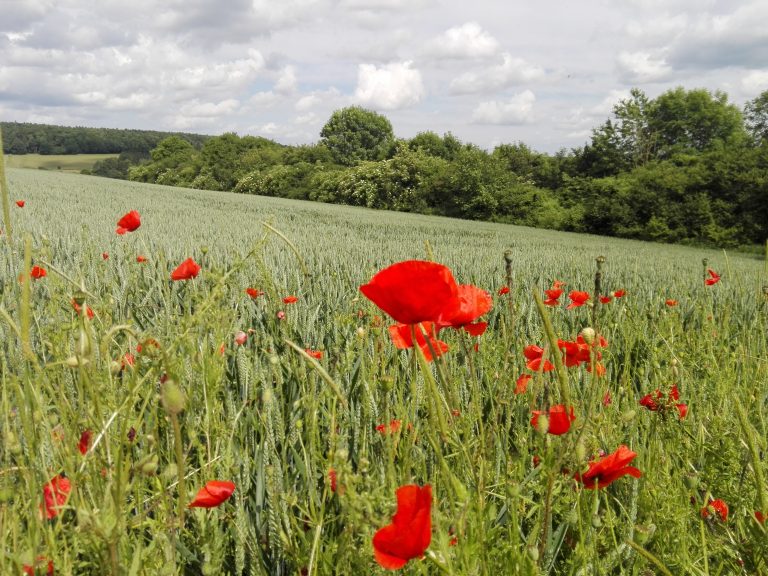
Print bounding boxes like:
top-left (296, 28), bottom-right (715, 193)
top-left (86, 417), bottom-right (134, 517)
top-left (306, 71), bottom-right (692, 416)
top-left (0, 167), bottom-right (766, 575)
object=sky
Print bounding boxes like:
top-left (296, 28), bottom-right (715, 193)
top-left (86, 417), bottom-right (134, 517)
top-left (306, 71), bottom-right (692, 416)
top-left (1, 0), bottom-right (767, 153)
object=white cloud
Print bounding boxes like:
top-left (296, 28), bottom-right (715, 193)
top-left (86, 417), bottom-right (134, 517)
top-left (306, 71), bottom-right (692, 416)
top-left (354, 61), bottom-right (424, 110)
top-left (428, 22), bottom-right (499, 59)
top-left (450, 52), bottom-right (545, 94)
top-left (741, 70), bottom-right (768, 96)
top-left (616, 51), bottom-right (672, 82)
top-left (180, 98), bottom-right (240, 117)
top-left (275, 65), bottom-right (297, 94)
top-left (589, 89), bottom-right (632, 116)
top-left (471, 90), bottom-right (535, 125)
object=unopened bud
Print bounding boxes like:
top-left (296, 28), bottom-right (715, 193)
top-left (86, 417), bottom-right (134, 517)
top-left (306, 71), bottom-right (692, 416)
top-left (580, 327), bottom-right (596, 345)
top-left (160, 380), bottom-right (186, 415)
top-left (535, 414), bottom-right (549, 435)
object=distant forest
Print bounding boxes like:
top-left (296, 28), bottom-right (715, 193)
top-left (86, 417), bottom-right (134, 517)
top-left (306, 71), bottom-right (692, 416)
top-left (3, 86), bottom-right (768, 248)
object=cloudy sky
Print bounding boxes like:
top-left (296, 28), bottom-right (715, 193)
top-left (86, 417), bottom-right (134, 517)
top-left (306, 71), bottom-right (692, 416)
top-left (2, 0), bottom-right (767, 153)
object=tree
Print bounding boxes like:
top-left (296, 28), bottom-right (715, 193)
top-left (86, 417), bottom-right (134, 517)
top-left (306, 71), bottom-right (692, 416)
top-left (744, 90), bottom-right (768, 146)
top-left (320, 107), bottom-right (394, 166)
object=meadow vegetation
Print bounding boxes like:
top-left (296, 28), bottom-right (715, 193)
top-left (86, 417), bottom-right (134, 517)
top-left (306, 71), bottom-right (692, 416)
top-left (0, 167), bottom-right (766, 575)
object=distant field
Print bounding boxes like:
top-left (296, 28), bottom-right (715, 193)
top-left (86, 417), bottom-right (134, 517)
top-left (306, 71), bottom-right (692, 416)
top-left (5, 153), bottom-right (118, 172)
top-left (1, 167), bottom-right (766, 574)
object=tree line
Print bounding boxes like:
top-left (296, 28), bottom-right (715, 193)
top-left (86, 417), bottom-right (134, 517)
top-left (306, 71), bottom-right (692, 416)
top-left (6, 87), bottom-right (768, 248)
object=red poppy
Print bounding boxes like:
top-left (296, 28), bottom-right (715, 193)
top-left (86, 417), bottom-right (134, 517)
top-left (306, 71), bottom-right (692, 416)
top-left (16, 200), bottom-right (25, 207)
top-left (701, 498), bottom-right (728, 522)
top-left (372, 484), bottom-right (432, 570)
top-left (282, 295), bottom-right (299, 304)
top-left (102, 252), bottom-right (109, 260)
top-left (78, 429), bottom-right (93, 455)
top-left (328, 469), bottom-right (338, 493)
top-left (515, 374), bottom-right (531, 394)
top-left (523, 345), bottom-right (554, 372)
top-left (234, 331), bottom-right (248, 346)
top-left (566, 291), bottom-right (590, 309)
top-left (543, 288), bottom-right (563, 306)
top-left (136, 255), bottom-right (147, 263)
top-left (30, 266), bottom-right (47, 279)
top-left (574, 445), bottom-right (642, 489)
top-left (376, 419), bottom-right (402, 435)
top-left (613, 289), bottom-right (626, 298)
top-left (552, 280), bottom-right (566, 289)
top-left (246, 287), bottom-right (264, 298)
top-left (665, 299), bottom-right (678, 306)
top-left (602, 391), bottom-right (612, 406)
top-left (639, 385), bottom-right (687, 419)
top-left (437, 284), bottom-right (492, 335)
top-left (22, 556), bottom-right (54, 576)
top-left (170, 258), bottom-right (201, 281)
top-left (705, 269), bottom-right (721, 286)
top-left (388, 322), bottom-right (448, 362)
top-left (531, 405), bottom-right (575, 435)
top-left (116, 210), bottom-right (141, 234)
top-left (71, 299), bottom-right (95, 319)
top-left (42, 474), bottom-right (72, 519)
top-left (498, 286), bottom-right (510, 295)
top-left (755, 511), bottom-right (766, 525)
top-left (305, 348), bottom-right (323, 359)
top-left (599, 295), bottom-right (612, 304)
top-left (188, 480), bottom-right (236, 508)
top-left (360, 260), bottom-right (459, 325)
top-left (276, 310), bottom-right (286, 320)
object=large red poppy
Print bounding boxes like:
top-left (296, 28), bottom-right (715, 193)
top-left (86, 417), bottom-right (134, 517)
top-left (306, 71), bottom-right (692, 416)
top-left (188, 480), bottom-right (236, 508)
top-left (116, 210), bottom-right (141, 234)
top-left (705, 269), bottom-right (721, 286)
top-left (574, 445), bottom-right (642, 489)
top-left (566, 291), bottom-right (590, 309)
top-left (30, 266), bottom-right (47, 279)
top-left (437, 284), bottom-right (492, 335)
top-left (701, 498), bottom-right (728, 522)
top-left (170, 258), bottom-right (201, 281)
top-left (531, 405), bottom-right (575, 435)
top-left (639, 385), bottom-right (687, 419)
top-left (523, 345), bottom-right (554, 372)
top-left (360, 261), bottom-right (459, 325)
top-left (78, 429), bottom-right (93, 456)
top-left (42, 474), bottom-right (72, 519)
top-left (388, 322), bottom-right (449, 362)
top-left (373, 484), bottom-right (432, 570)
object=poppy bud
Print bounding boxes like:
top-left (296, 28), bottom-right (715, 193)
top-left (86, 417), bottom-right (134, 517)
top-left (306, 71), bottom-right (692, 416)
top-left (634, 523), bottom-right (655, 544)
top-left (110, 361), bottom-right (121, 375)
top-left (575, 441), bottom-right (587, 462)
top-left (65, 355), bottom-right (88, 367)
top-left (526, 546), bottom-right (539, 562)
top-left (76, 330), bottom-right (91, 357)
top-left (579, 327), bottom-right (596, 345)
top-left (356, 327), bottom-right (366, 338)
top-left (621, 409), bottom-right (636, 422)
top-left (137, 453), bottom-right (159, 476)
top-left (534, 414), bottom-right (549, 434)
top-left (591, 514), bottom-right (602, 528)
top-left (161, 380), bottom-right (186, 415)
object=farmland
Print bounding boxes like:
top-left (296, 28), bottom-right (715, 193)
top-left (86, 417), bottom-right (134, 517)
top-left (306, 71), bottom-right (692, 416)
top-left (1, 167), bottom-right (766, 574)
top-left (5, 154), bottom-right (119, 173)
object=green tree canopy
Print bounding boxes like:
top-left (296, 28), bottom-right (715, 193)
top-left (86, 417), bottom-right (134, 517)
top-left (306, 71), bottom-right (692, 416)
top-left (320, 107), bottom-right (394, 166)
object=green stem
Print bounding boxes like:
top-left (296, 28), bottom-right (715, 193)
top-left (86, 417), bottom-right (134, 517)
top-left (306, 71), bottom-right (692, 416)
top-left (532, 289), bottom-right (571, 408)
top-left (171, 413), bottom-right (186, 529)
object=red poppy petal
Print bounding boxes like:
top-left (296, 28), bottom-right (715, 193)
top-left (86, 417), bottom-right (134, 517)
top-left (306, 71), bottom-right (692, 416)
top-left (463, 322), bottom-right (487, 336)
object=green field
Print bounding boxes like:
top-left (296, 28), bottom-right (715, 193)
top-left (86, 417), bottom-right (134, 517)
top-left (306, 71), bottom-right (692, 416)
top-left (5, 153), bottom-right (118, 173)
top-left (1, 168), bottom-right (766, 574)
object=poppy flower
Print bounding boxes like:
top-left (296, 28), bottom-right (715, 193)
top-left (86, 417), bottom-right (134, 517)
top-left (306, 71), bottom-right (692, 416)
top-left (234, 331), bottom-right (248, 346)
top-left (543, 288), bottom-right (563, 306)
top-left (305, 348), bottom-right (323, 359)
top-left (328, 469), bottom-right (338, 493)
top-left (372, 484), bottom-right (432, 570)
top-left (276, 310), bottom-right (286, 320)
top-left (30, 266), bottom-right (47, 279)
top-left (282, 295), bottom-right (298, 304)
top-left (42, 474), bottom-right (72, 519)
top-left (360, 260), bottom-right (459, 325)
top-left (574, 445), bottom-right (642, 489)
top-left (498, 286), bottom-right (510, 295)
top-left (701, 498), bottom-right (728, 522)
top-left (523, 345), bottom-right (554, 372)
top-left (602, 391), bottom-right (612, 406)
top-left (755, 511), bottom-right (766, 525)
top-left (515, 374), bottom-right (531, 394)
top-left (16, 200), bottom-right (25, 207)
top-left (188, 480), bottom-right (236, 508)
top-left (437, 284), bottom-right (492, 335)
top-left (376, 419), bottom-right (402, 435)
top-left (613, 290), bottom-right (626, 298)
top-left (639, 385), bottom-right (687, 419)
top-left (136, 255), bottom-right (147, 263)
top-left (566, 291), bottom-right (590, 309)
top-left (705, 269), bottom-right (720, 286)
top-left (116, 210), bottom-right (141, 234)
top-left (102, 252), bottom-right (109, 260)
top-left (599, 295), bottom-right (612, 304)
top-left (552, 280), bottom-right (566, 289)
top-left (246, 287), bottom-right (264, 298)
top-left (170, 258), bottom-right (201, 281)
top-left (71, 299), bottom-right (95, 319)
top-left (388, 322), bottom-right (448, 362)
top-left (531, 405), bottom-right (575, 435)
top-left (22, 556), bottom-right (54, 576)
top-left (665, 299), bottom-right (678, 307)
top-left (78, 429), bottom-right (93, 455)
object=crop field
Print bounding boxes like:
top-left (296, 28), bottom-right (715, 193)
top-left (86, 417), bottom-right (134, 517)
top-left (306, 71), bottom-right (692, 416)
top-left (1, 167), bottom-right (766, 575)
top-left (5, 154), bottom-right (118, 173)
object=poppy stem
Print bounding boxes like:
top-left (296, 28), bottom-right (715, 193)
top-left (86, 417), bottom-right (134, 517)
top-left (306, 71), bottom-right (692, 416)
top-left (171, 412), bottom-right (186, 529)
top-left (532, 289), bottom-right (571, 409)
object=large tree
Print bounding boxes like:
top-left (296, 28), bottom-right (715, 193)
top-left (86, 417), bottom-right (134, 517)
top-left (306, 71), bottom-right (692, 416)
top-left (320, 107), bottom-right (394, 166)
